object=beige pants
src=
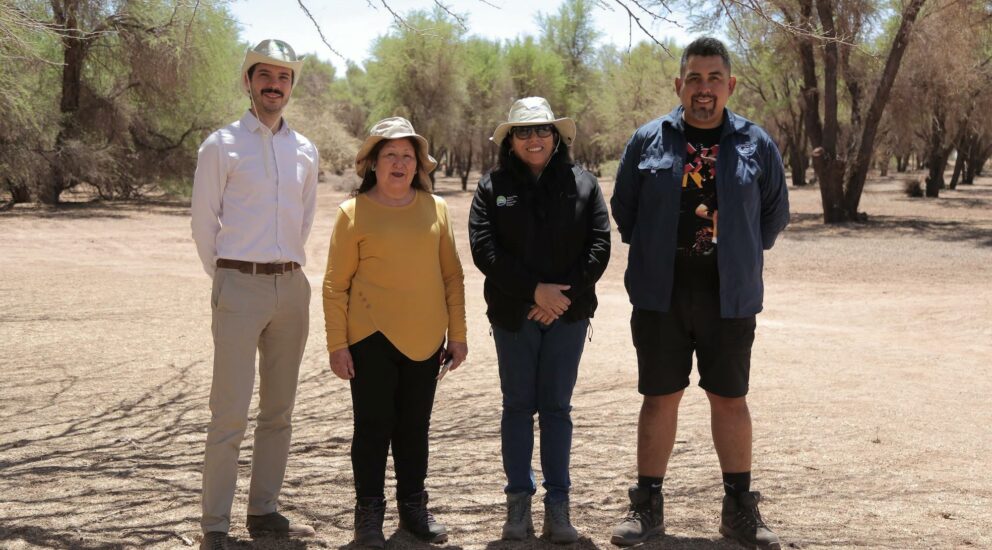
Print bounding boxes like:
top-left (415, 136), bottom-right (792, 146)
top-left (200, 267), bottom-right (310, 534)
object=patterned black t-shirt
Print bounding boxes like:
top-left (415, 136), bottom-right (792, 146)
top-left (675, 123), bottom-right (722, 289)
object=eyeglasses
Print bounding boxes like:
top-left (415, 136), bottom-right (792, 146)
top-left (511, 124), bottom-right (554, 139)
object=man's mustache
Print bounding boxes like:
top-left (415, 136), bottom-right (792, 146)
top-left (260, 88), bottom-right (284, 97)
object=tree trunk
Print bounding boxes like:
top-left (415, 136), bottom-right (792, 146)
top-left (841, 0), bottom-right (926, 218)
top-left (458, 141), bottom-right (473, 190)
top-left (788, 140), bottom-right (807, 186)
top-left (1, 180), bottom-right (31, 210)
top-left (48, 0), bottom-right (87, 205)
top-left (949, 149), bottom-right (964, 189)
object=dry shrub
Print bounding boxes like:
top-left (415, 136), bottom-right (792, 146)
top-left (284, 99), bottom-right (362, 177)
top-left (904, 178), bottom-right (924, 197)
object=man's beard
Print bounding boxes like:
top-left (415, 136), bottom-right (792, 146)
top-left (689, 94), bottom-right (716, 121)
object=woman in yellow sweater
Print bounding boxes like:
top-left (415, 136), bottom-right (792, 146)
top-left (323, 117), bottom-right (468, 548)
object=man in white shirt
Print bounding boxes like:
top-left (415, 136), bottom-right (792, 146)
top-left (191, 39), bottom-right (319, 550)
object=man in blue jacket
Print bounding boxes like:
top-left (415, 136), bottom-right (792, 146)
top-left (609, 37), bottom-right (789, 549)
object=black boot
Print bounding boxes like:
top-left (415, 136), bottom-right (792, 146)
top-left (610, 485), bottom-right (663, 546)
top-left (354, 497), bottom-right (387, 549)
top-left (398, 490), bottom-right (448, 543)
top-left (719, 491), bottom-right (780, 549)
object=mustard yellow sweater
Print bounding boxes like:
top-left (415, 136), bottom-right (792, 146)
top-left (323, 190), bottom-right (467, 361)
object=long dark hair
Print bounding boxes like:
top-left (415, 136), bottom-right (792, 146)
top-left (353, 137), bottom-right (431, 196)
top-left (493, 127), bottom-right (572, 182)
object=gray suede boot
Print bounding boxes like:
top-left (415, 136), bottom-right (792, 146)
top-left (501, 492), bottom-right (534, 540)
top-left (542, 497), bottom-right (578, 544)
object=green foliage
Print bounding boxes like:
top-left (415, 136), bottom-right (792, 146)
top-left (287, 55), bottom-right (360, 175)
top-left (364, 7), bottom-right (468, 155)
top-left (589, 42), bottom-right (680, 163)
top-left (504, 36), bottom-right (568, 107)
top-left (2, 0), bottom-right (245, 203)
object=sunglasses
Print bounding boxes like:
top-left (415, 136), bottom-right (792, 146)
top-left (511, 124), bottom-right (555, 139)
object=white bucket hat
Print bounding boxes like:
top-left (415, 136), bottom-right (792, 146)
top-left (491, 97), bottom-right (577, 146)
top-left (240, 39), bottom-right (305, 94)
top-left (355, 117), bottom-right (438, 188)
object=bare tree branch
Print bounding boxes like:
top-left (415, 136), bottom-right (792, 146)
top-left (433, 1), bottom-right (468, 31)
top-left (183, 0), bottom-right (201, 51)
top-left (609, 0), bottom-right (675, 56)
top-left (296, 0), bottom-right (347, 60)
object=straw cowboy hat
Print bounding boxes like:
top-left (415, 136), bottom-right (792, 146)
top-left (491, 97), bottom-right (577, 146)
top-left (355, 117), bottom-right (438, 188)
top-left (240, 39), bottom-right (305, 94)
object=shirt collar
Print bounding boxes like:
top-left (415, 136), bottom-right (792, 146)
top-left (240, 110), bottom-right (292, 136)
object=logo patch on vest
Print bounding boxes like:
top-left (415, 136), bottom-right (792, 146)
top-left (496, 195), bottom-right (518, 207)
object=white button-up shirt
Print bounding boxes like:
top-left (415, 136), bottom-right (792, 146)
top-left (191, 111), bottom-right (319, 277)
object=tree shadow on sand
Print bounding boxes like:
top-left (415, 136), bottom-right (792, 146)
top-left (0, 198), bottom-right (191, 220)
top-left (0, 346), bottom-right (958, 549)
top-left (784, 212), bottom-right (992, 247)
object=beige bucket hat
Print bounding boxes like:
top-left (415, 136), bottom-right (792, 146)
top-left (355, 117), bottom-right (438, 188)
top-left (491, 97), bottom-right (577, 146)
top-left (240, 39), bottom-right (305, 94)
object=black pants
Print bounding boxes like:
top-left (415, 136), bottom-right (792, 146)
top-left (349, 332), bottom-right (442, 499)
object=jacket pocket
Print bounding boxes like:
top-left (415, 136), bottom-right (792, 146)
top-left (735, 155), bottom-right (763, 187)
top-left (638, 155), bottom-right (675, 173)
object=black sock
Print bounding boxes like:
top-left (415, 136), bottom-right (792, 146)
top-left (722, 471), bottom-right (751, 496)
top-left (637, 476), bottom-right (663, 495)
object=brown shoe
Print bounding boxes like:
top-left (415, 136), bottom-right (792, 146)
top-left (246, 511), bottom-right (316, 538)
top-left (200, 531), bottom-right (228, 550)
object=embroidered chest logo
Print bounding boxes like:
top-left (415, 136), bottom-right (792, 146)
top-left (683, 143), bottom-right (719, 188)
top-left (736, 141), bottom-right (757, 157)
top-left (496, 195), bottom-right (518, 207)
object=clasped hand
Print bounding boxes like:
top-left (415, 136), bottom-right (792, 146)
top-left (529, 282), bottom-right (571, 325)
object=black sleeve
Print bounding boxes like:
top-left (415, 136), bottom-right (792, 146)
top-left (468, 175), bottom-right (540, 301)
top-left (564, 172), bottom-right (612, 295)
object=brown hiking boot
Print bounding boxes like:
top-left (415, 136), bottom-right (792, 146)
top-left (719, 491), bottom-right (781, 549)
top-left (355, 497), bottom-right (387, 548)
top-left (610, 485), bottom-right (663, 546)
top-left (200, 531), bottom-right (228, 550)
top-left (398, 490), bottom-right (448, 543)
top-left (246, 511), bottom-right (316, 538)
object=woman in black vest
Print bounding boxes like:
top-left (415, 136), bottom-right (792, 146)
top-left (468, 96), bottom-right (610, 543)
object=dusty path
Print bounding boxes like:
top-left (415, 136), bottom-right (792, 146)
top-left (1, 173), bottom-right (990, 549)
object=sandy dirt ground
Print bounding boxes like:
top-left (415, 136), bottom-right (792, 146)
top-left (1, 170), bottom-right (990, 550)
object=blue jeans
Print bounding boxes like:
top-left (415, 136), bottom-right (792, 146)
top-left (493, 318), bottom-right (588, 503)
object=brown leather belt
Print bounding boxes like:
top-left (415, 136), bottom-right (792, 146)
top-left (216, 259), bottom-right (300, 275)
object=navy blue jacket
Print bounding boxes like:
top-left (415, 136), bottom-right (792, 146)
top-left (611, 106), bottom-right (789, 318)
